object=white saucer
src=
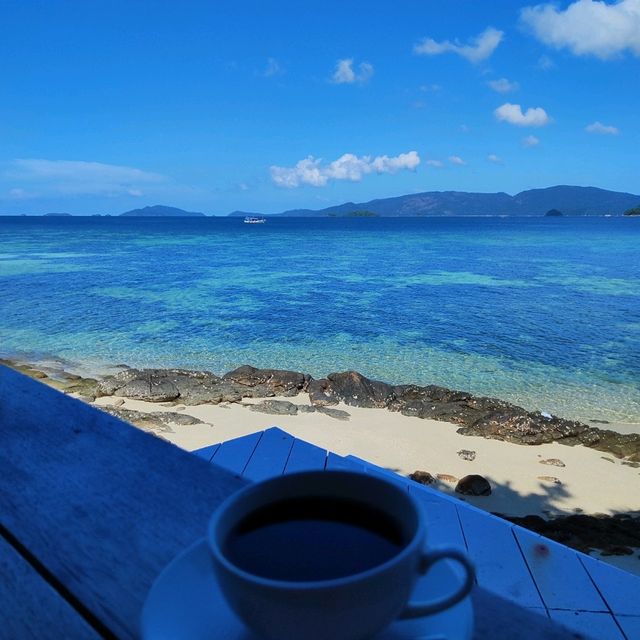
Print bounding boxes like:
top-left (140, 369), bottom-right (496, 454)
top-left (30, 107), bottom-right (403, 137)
top-left (141, 539), bottom-right (473, 640)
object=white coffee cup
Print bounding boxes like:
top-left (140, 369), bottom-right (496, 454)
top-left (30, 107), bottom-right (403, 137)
top-left (208, 470), bottom-right (474, 640)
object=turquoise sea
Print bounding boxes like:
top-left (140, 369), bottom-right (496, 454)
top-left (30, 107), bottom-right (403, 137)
top-left (1, 216), bottom-right (639, 424)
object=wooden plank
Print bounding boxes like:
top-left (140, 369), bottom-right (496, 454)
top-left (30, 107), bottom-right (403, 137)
top-left (242, 427), bottom-right (295, 482)
top-left (409, 487), bottom-right (470, 587)
top-left (192, 443), bottom-right (219, 462)
top-left (408, 480), bottom-right (460, 506)
top-left (350, 456), bottom-right (410, 490)
top-left (457, 506), bottom-right (545, 609)
top-left (579, 554), bottom-right (640, 616)
top-left (210, 430), bottom-right (262, 476)
top-left (409, 486), bottom-right (467, 551)
top-left (0, 535), bottom-right (100, 640)
top-left (616, 616), bottom-right (640, 640)
top-left (356, 461), bottom-right (471, 584)
top-left (470, 588), bottom-right (589, 640)
top-left (325, 452), bottom-right (367, 471)
top-left (283, 438), bottom-right (327, 473)
top-left (513, 526), bottom-right (607, 612)
top-left (549, 610), bottom-right (624, 640)
top-left (0, 366), bottom-right (247, 639)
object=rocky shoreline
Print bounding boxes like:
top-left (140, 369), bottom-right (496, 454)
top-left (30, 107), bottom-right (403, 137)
top-left (4, 358), bottom-right (640, 461)
top-left (3, 357), bottom-right (640, 561)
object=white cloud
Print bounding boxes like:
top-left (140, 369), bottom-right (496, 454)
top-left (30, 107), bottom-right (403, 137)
top-left (448, 155), bottom-right (466, 166)
top-left (521, 0), bottom-right (640, 59)
top-left (7, 188), bottom-right (29, 199)
top-left (331, 59), bottom-right (374, 84)
top-left (537, 54), bottom-right (556, 70)
top-left (585, 121), bottom-right (620, 135)
top-left (369, 153), bottom-right (420, 172)
top-left (4, 159), bottom-right (167, 197)
top-left (426, 159), bottom-right (444, 168)
top-left (487, 78), bottom-right (519, 93)
top-left (495, 103), bottom-right (551, 127)
top-left (522, 135), bottom-right (540, 147)
top-left (414, 27), bottom-right (504, 63)
top-left (270, 151), bottom-right (420, 188)
top-left (263, 57), bottom-right (283, 77)
top-left (487, 154), bottom-right (502, 163)
top-left (419, 83), bottom-right (442, 92)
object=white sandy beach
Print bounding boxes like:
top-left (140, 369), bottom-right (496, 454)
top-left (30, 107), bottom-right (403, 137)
top-left (55, 388), bottom-right (637, 576)
top-left (92, 394), bottom-right (640, 519)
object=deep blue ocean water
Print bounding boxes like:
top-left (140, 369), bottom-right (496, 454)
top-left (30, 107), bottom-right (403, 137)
top-left (1, 215), bottom-right (639, 423)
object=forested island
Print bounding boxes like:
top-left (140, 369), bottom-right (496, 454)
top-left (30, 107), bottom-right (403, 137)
top-left (119, 205), bottom-right (206, 217)
top-left (229, 185), bottom-right (640, 218)
top-left (327, 210), bottom-right (379, 217)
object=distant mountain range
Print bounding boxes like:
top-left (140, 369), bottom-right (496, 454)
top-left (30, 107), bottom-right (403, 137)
top-left (24, 186), bottom-right (638, 218)
top-left (119, 205), bottom-right (206, 217)
top-left (229, 186), bottom-right (640, 218)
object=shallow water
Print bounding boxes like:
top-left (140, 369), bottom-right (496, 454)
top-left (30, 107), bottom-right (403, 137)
top-left (1, 215), bottom-right (639, 423)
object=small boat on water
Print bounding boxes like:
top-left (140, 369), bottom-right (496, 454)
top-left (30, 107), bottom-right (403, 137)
top-left (244, 216), bottom-right (266, 224)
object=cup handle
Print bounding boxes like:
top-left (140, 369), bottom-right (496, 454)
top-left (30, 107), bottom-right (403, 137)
top-left (398, 548), bottom-right (475, 619)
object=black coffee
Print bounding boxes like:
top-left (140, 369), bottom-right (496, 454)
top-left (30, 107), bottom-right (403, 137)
top-left (224, 496), bottom-right (406, 582)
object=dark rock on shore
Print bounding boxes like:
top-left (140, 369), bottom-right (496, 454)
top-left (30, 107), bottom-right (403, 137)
top-left (409, 471), bottom-right (436, 485)
top-left (389, 384), bottom-right (474, 421)
top-left (0, 359), bottom-right (49, 379)
top-left (502, 513), bottom-right (640, 556)
top-left (382, 377), bottom-right (640, 461)
top-left (457, 449), bottom-right (476, 461)
top-left (98, 368), bottom-right (238, 404)
top-left (249, 400), bottom-right (298, 415)
top-left (96, 367), bottom-right (303, 405)
top-left (540, 458), bottom-right (565, 467)
top-left (223, 365), bottom-right (310, 396)
top-left (297, 404), bottom-right (317, 413)
top-left (0, 359), bottom-right (102, 399)
top-left (308, 379), bottom-right (339, 406)
top-left (455, 474), bottom-right (492, 496)
top-left (62, 377), bottom-right (100, 399)
top-left (106, 371), bottom-right (181, 402)
top-left (101, 407), bottom-right (205, 432)
top-left (325, 371), bottom-right (396, 408)
top-left (316, 406), bottom-right (350, 421)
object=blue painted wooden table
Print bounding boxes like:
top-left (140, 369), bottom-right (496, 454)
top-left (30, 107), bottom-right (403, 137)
top-left (1, 365), bottom-right (638, 639)
top-left (197, 427), bottom-right (640, 640)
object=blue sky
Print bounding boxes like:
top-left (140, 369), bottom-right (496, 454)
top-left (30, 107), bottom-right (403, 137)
top-left (1, 0), bottom-right (638, 215)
